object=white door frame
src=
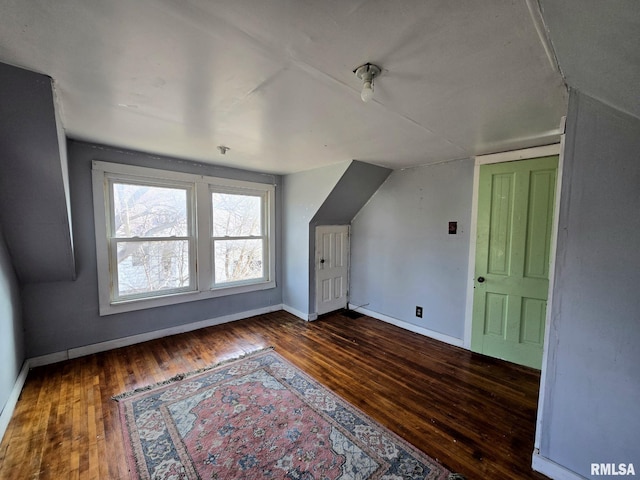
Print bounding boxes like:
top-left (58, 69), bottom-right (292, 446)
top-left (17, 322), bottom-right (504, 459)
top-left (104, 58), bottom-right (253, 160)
top-left (315, 225), bottom-right (350, 316)
top-left (461, 141), bottom-right (565, 457)
top-left (463, 142), bottom-right (563, 349)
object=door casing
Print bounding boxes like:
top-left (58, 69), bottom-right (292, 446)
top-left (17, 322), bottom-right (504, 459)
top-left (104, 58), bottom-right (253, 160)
top-left (315, 225), bottom-right (350, 316)
top-left (464, 143), bottom-right (563, 357)
top-left (471, 155), bottom-right (558, 368)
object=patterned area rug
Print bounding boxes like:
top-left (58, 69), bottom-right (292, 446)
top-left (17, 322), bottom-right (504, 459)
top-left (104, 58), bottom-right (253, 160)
top-left (115, 348), bottom-right (455, 480)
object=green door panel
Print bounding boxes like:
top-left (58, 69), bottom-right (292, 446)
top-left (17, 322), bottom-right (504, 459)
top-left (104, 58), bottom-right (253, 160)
top-left (471, 156), bottom-right (558, 369)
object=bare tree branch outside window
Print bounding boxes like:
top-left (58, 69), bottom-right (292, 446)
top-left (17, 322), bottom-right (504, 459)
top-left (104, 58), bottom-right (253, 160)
top-left (112, 182), bottom-right (192, 298)
top-left (94, 161), bottom-right (275, 314)
top-left (212, 192), bottom-right (264, 284)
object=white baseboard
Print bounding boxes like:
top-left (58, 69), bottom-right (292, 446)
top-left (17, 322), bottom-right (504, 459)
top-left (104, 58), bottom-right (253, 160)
top-left (282, 304), bottom-right (316, 321)
top-left (349, 305), bottom-right (464, 348)
top-left (532, 451), bottom-right (586, 480)
top-left (29, 304), bottom-right (283, 368)
top-left (28, 350), bottom-right (68, 368)
top-left (0, 361), bottom-right (30, 444)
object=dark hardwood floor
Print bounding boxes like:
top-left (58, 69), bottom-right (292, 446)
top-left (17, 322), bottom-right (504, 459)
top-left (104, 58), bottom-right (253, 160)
top-left (0, 310), bottom-right (548, 479)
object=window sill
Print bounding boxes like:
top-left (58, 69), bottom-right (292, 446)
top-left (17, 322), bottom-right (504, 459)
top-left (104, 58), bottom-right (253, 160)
top-left (99, 280), bottom-right (276, 316)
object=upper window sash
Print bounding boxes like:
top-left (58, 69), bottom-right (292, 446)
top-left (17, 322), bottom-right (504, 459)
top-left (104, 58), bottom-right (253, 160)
top-left (210, 185), bottom-right (267, 238)
top-left (210, 185), bottom-right (271, 289)
top-left (106, 176), bottom-right (196, 237)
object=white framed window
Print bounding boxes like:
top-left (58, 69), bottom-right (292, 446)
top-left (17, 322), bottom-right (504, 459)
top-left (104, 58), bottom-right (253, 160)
top-left (92, 161), bottom-right (276, 315)
top-left (211, 187), bottom-right (270, 288)
top-left (108, 178), bottom-right (196, 301)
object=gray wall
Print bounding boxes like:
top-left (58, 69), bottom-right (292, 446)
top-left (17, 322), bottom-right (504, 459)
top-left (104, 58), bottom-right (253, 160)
top-left (310, 161), bottom-right (392, 226)
top-left (0, 62), bottom-right (74, 283)
top-left (309, 160), bottom-right (391, 313)
top-left (0, 227), bottom-right (23, 416)
top-left (21, 140), bottom-right (283, 357)
top-left (350, 158), bottom-right (474, 339)
top-left (282, 161), bottom-right (350, 315)
top-left (538, 90), bottom-right (640, 476)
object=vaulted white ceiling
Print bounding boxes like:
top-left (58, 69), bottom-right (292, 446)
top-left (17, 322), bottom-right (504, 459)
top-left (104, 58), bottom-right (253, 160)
top-left (0, 0), bottom-right (568, 174)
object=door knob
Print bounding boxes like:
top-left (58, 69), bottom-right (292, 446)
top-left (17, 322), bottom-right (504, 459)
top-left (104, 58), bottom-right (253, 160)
top-left (477, 276), bottom-right (485, 283)
top-left (320, 259), bottom-right (325, 264)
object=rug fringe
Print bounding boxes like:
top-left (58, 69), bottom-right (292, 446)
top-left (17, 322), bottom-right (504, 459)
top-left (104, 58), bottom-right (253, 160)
top-left (112, 346), bottom-right (275, 401)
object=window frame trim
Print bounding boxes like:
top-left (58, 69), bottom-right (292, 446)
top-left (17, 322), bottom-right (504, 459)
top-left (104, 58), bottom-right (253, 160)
top-left (210, 185), bottom-right (270, 289)
top-left (92, 160), bottom-right (276, 316)
top-left (107, 175), bottom-right (197, 302)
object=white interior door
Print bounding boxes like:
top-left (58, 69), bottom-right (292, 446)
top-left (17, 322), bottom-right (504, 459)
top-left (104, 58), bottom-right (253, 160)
top-left (315, 225), bottom-right (350, 315)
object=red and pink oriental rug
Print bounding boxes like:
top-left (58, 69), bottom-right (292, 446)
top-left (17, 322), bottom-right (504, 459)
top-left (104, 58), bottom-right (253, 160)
top-left (115, 348), bottom-right (455, 480)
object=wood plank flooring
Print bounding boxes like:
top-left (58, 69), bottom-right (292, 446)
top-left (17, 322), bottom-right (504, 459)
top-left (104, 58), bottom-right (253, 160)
top-left (0, 310), bottom-right (548, 479)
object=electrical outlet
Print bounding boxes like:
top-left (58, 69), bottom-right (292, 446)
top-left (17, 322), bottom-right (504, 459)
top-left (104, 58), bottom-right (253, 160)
top-left (416, 306), bottom-right (423, 318)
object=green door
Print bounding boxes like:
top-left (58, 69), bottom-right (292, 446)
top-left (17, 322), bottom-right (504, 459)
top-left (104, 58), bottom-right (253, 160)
top-left (471, 156), bottom-right (558, 369)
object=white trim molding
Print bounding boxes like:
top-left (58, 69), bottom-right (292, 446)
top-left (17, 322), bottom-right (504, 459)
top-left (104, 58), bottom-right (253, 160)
top-left (532, 451), bottom-right (587, 480)
top-left (29, 304), bottom-right (283, 368)
top-left (0, 361), bottom-right (30, 445)
top-left (283, 304), bottom-right (317, 322)
top-left (534, 136), bottom-right (566, 452)
top-left (350, 305), bottom-right (464, 348)
top-left (475, 143), bottom-right (561, 166)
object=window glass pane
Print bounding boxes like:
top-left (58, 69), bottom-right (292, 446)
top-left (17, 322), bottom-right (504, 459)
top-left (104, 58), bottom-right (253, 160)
top-left (113, 183), bottom-right (188, 238)
top-left (214, 239), bottom-right (263, 283)
top-left (212, 193), bottom-right (261, 237)
top-left (116, 240), bottom-right (191, 297)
